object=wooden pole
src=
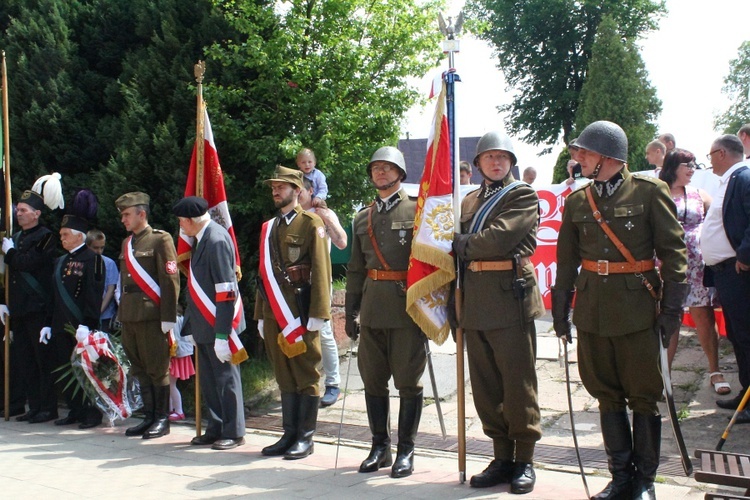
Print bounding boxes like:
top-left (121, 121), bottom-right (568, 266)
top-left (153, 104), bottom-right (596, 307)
top-left (193, 60), bottom-right (206, 436)
top-left (2, 51), bottom-right (12, 422)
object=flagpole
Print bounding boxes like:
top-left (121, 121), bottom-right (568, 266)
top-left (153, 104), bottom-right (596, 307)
top-left (193, 60), bottom-right (206, 437)
top-left (440, 20), bottom-right (466, 483)
top-left (2, 51), bottom-right (12, 422)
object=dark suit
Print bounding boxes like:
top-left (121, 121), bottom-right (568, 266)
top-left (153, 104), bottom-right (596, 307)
top-left (45, 245), bottom-right (104, 421)
top-left (182, 221), bottom-right (245, 439)
top-left (705, 164), bottom-right (750, 393)
top-left (3, 224), bottom-right (56, 413)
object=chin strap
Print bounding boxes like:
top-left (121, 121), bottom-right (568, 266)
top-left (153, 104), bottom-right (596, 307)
top-left (587, 159), bottom-right (603, 179)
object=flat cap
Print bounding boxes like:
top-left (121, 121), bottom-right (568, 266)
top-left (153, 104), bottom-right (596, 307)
top-left (61, 214), bottom-right (90, 233)
top-left (264, 165), bottom-right (304, 190)
top-left (115, 192), bottom-right (150, 211)
top-left (173, 196), bottom-right (208, 218)
top-left (19, 190), bottom-right (45, 211)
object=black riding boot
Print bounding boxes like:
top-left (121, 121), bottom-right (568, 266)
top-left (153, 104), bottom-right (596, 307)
top-left (262, 393), bottom-right (300, 456)
top-left (632, 413), bottom-right (661, 500)
top-left (391, 392), bottom-right (423, 478)
top-left (126, 383), bottom-right (154, 436)
top-left (592, 411), bottom-right (634, 499)
top-left (143, 385), bottom-right (170, 439)
top-left (284, 394), bottom-right (319, 459)
top-left (359, 394), bottom-right (392, 473)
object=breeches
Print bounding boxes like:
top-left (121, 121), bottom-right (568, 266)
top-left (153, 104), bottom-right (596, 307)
top-left (121, 320), bottom-right (171, 387)
top-left (263, 320), bottom-right (322, 396)
top-left (358, 325), bottom-right (426, 398)
top-left (577, 328), bottom-right (662, 415)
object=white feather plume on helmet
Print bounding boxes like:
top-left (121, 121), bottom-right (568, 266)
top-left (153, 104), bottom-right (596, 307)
top-left (31, 173), bottom-right (64, 210)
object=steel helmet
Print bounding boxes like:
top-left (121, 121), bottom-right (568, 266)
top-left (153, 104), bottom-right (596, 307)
top-left (368, 146), bottom-right (407, 180)
top-left (575, 120), bottom-right (629, 162)
top-left (473, 131), bottom-right (517, 167)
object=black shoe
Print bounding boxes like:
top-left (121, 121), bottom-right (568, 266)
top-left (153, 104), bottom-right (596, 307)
top-left (212, 437), bottom-right (245, 450)
top-left (717, 393), bottom-right (745, 410)
top-left (470, 459), bottom-right (514, 488)
top-left (732, 409), bottom-right (750, 424)
top-left (79, 420), bottom-right (101, 430)
top-left (16, 410), bottom-right (39, 422)
top-left (142, 418), bottom-right (170, 439)
top-left (54, 414), bottom-right (80, 426)
top-left (28, 411), bottom-right (58, 424)
top-left (510, 462), bottom-right (535, 494)
top-left (191, 433), bottom-right (220, 446)
top-left (359, 444), bottom-right (392, 473)
top-left (320, 386), bottom-right (340, 407)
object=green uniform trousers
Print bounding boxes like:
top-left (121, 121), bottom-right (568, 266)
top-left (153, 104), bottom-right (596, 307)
top-left (466, 322), bottom-right (541, 462)
top-left (577, 328), bottom-right (662, 415)
top-left (263, 326), bottom-right (322, 396)
top-left (122, 320), bottom-right (171, 387)
top-left (358, 325), bottom-right (426, 398)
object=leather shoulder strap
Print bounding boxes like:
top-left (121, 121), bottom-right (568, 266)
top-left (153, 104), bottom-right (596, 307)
top-left (366, 205), bottom-right (392, 271)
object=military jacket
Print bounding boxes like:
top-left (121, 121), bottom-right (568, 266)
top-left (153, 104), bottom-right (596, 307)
top-left (347, 188), bottom-right (418, 329)
top-left (4, 224), bottom-right (56, 315)
top-left (49, 245), bottom-right (104, 332)
top-left (459, 176), bottom-right (545, 331)
top-left (254, 205), bottom-right (332, 323)
top-left (555, 169), bottom-right (687, 336)
top-left (118, 225), bottom-right (179, 323)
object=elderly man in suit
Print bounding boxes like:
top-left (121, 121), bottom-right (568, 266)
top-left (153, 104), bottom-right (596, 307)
top-left (701, 134), bottom-right (750, 423)
top-left (174, 196), bottom-right (246, 450)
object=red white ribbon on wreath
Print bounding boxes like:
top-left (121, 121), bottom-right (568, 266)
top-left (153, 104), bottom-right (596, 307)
top-left (76, 331), bottom-right (132, 419)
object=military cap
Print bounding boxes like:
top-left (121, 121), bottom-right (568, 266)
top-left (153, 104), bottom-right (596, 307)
top-left (115, 192), bottom-right (150, 211)
top-left (172, 196), bottom-right (208, 218)
top-left (19, 190), bottom-right (45, 211)
top-left (61, 214), bottom-right (90, 233)
top-left (265, 165), bottom-right (304, 190)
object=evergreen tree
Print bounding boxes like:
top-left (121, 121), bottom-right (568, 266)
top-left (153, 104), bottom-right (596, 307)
top-left (572, 16), bottom-right (661, 173)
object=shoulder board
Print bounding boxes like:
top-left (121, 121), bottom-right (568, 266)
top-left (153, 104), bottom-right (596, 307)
top-left (301, 211), bottom-right (319, 220)
top-left (94, 254), bottom-right (105, 280)
top-left (357, 203), bottom-right (372, 213)
top-left (152, 229), bottom-right (165, 234)
top-left (632, 173), bottom-right (660, 185)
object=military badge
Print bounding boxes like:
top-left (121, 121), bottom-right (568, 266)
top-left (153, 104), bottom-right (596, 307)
top-left (317, 226), bottom-right (326, 239)
top-left (166, 261), bottom-right (178, 274)
top-left (288, 246), bottom-right (300, 262)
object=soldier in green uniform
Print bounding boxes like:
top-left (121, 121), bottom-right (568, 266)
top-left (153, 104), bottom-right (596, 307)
top-left (255, 165), bottom-right (331, 460)
top-left (345, 147), bottom-right (427, 479)
top-left (451, 132), bottom-right (545, 494)
top-left (552, 121), bottom-right (688, 500)
top-left (116, 192), bottom-right (180, 439)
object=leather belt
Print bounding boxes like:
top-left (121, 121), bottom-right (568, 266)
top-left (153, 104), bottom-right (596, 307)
top-left (581, 259), bottom-right (655, 276)
top-left (367, 269), bottom-right (407, 281)
top-left (467, 258), bottom-right (529, 272)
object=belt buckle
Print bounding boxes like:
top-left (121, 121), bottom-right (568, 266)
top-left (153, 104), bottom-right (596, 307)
top-left (597, 260), bottom-right (609, 276)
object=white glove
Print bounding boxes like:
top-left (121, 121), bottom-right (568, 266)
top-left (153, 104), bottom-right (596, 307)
top-left (161, 321), bottom-right (176, 334)
top-left (214, 338), bottom-right (232, 363)
top-left (0, 304), bottom-right (9, 325)
top-left (39, 327), bottom-right (52, 344)
top-left (184, 334), bottom-right (196, 346)
top-left (306, 317), bottom-right (325, 332)
top-left (75, 324), bottom-right (90, 342)
top-left (2, 237), bottom-right (14, 254)
top-left (257, 319), bottom-right (264, 339)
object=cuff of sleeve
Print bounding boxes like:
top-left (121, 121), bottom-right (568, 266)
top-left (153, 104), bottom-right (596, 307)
top-left (215, 332), bottom-right (228, 340)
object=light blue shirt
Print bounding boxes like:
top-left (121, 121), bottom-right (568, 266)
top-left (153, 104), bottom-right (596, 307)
top-left (101, 255), bottom-right (119, 320)
top-left (304, 167), bottom-right (328, 200)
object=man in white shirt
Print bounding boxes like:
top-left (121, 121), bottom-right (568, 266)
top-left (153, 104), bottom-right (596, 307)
top-left (701, 134), bottom-right (750, 423)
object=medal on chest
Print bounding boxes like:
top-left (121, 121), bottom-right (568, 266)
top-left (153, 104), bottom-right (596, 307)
top-left (65, 260), bottom-right (84, 277)
top-left (399, 229), bottom-right (407, 246)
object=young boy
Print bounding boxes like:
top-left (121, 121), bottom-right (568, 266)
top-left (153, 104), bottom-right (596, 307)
top-left (296, 148), bottom-right (328, 207)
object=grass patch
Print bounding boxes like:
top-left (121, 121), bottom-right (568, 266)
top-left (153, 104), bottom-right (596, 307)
top-left (676, 404), bottom-right (690, 421)
top-left (333, 277), bottom-right (346, 291)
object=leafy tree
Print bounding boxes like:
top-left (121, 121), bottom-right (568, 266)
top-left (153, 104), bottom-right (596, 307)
top-left (466, 0), bottom-right (665, 148)
top-left (207, 0), bottom-right (443, 244)
top-left (715, 40), bottom-right (750, 134)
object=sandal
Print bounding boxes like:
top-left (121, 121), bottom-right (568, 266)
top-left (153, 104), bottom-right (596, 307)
top-left (710, 372), bottom-right (731, 395)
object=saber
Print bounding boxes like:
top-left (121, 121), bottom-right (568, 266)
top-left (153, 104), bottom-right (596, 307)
top-left (334, 337), bottom-right (356, 474)
top-left (425, 339), bottom-right (447, 439)
top-left (716, 387), bottom-right (750, 451)
top-left (658, 328), bottom-right (693, 476)
top-left (561, 338), bottom-right (590, 499)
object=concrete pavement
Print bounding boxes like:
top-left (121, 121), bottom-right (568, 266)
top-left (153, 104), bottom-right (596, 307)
top-left (1, 312), bottom-right (748, 498)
